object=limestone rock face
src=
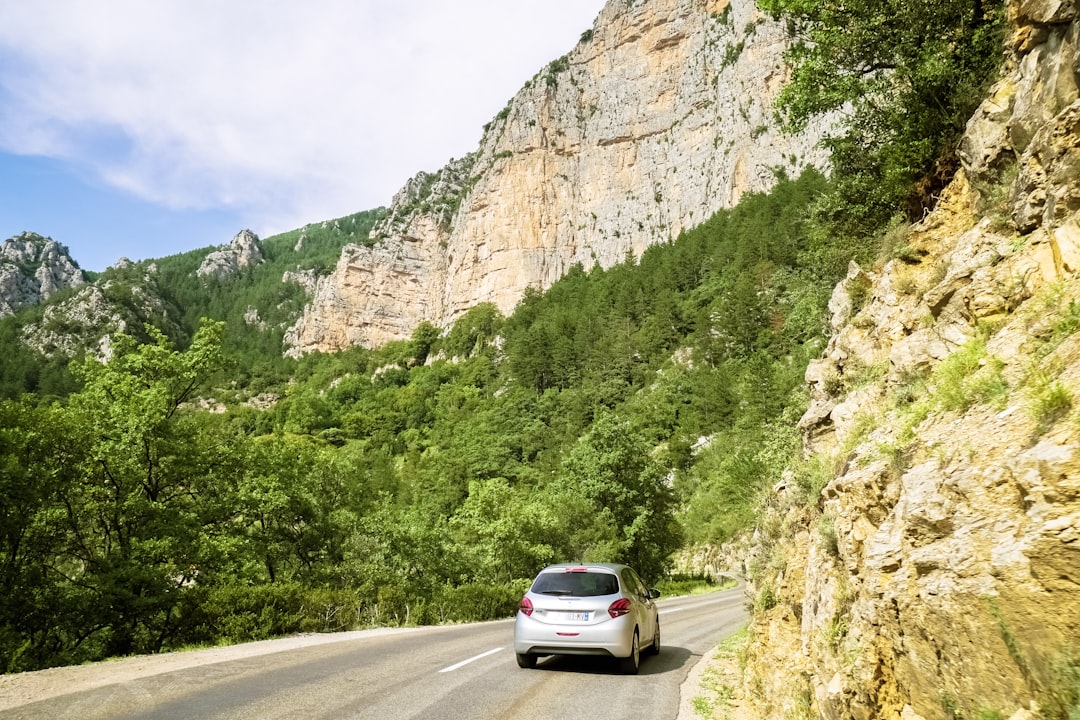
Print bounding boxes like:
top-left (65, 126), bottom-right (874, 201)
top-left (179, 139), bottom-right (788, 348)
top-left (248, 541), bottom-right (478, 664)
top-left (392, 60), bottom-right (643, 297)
top-left (285, 0), bottom-right (833, 355)
top-left (734, 4), bottom-right (1080, 716)
top-left (196, 229), bottom-right (264, 281)
top-left (0, 232), bottom-right (86, 317)
top-left (962, 0), bottom-right (1080, 232)
top-left (282, 268), bottom-right (319, 297)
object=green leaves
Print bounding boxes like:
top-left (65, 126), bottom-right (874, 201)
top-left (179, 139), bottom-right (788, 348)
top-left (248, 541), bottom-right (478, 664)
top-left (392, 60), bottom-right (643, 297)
top-left (761, 0), bottom-right (1005, 231)
top-left (554, 413), bottom-right (681, 580)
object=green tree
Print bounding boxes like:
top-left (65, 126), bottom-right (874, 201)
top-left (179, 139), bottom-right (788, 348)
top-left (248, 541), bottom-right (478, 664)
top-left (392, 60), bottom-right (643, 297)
top-left (760, 0), bottom-right (1005, 231)
top-left (409, 322), bottom-right (441, 366)
top-left (0, 399), bottom-right (84, 671)
top-left (449, 478), bottom-right (559, 584)
top-left (553, 412), bottom-right (681, 579)
top-left (443, 303), bottom-right (503, 359)
top-left (58, 320), bottom-right (242, 659)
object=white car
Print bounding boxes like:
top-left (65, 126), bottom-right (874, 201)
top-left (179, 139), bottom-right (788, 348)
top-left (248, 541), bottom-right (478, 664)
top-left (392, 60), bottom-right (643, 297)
top-left (513, 563), bottom-right (661, 674)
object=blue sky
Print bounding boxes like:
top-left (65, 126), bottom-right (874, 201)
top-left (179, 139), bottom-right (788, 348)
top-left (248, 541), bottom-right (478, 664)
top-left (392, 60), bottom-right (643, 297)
top-left (0, 2), bottom-right (606, 272)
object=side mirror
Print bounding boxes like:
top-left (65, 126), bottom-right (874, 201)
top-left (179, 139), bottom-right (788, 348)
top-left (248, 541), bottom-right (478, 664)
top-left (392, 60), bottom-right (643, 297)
top-left (648, 589), bottom-right (661, 599)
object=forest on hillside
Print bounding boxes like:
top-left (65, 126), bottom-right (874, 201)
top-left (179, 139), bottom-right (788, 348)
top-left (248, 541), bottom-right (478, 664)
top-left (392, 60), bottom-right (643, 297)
top-left (1, 170), bottom-right (853, 671)
top-left (0, 0), bottom-right (1005, 674)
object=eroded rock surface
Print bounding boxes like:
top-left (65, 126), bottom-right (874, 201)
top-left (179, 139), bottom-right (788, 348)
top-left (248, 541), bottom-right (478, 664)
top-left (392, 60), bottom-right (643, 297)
top-left (196, 229), bottom-right (264, 281)
top-left (0, 232), bottom-right (86, 317)
top-left (732, 3), bottom-right (1080, 715)
top-left (285, 0), bottom-right (833, 355)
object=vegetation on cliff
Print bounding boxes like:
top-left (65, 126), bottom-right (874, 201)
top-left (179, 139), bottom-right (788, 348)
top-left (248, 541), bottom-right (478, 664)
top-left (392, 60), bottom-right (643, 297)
top-left (699, 2), bottom-right (1080, 718)
top-left (761, 0), bottom-right (1005, 235)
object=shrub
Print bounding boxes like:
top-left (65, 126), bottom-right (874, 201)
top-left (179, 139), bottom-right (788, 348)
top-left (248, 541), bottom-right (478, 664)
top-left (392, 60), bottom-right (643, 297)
top-left (934, 336), bottom-right (1008, 413)
top-left (1030, 377), bottom-right (1073, 434)
top-left (427, 583), bottom-right (522, 624)
top-left (657, 573), bottom-right (733, 597)
top-left (820, 614), bottom-right (848, 651)
top-left (818, 515), bottom-right (840, 557)
top-left (1041, 654), bottom-right (1080, 720)
top-left (191, 583), bottom-right (363, 645)
top-left (755, 585), bottom-right (780, 612)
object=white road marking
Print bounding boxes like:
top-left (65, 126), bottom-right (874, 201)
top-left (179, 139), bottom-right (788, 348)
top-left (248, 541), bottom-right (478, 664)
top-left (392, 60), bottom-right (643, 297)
top-left (439, 647), bottom-right (504, 673)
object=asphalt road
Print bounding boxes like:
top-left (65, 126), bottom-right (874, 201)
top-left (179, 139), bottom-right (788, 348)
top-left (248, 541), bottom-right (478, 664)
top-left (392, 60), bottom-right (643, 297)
top-left (2, 587), bottom-right (747, 720)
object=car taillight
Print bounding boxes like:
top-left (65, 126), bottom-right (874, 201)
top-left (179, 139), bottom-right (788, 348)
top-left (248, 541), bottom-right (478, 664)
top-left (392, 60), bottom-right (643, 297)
top-left (608, 598), bottom-right (632, 618)
top-left (519, 596), bottom-right (534, 617)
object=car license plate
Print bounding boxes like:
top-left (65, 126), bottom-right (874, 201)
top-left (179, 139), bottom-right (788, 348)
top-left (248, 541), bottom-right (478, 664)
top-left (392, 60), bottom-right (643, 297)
top-left (567, 611), bottom-right (589, 621)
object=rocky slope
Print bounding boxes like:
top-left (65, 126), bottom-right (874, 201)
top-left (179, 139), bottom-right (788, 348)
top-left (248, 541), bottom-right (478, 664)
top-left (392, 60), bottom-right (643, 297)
top-left (0, 232), bottom-right (86, 317)
top-left (284, 0), bottom-right (833, 355)
top-left (20, 259), bottom-right (182, 361)
top-left (723, 2), bottom-right (1080, 717)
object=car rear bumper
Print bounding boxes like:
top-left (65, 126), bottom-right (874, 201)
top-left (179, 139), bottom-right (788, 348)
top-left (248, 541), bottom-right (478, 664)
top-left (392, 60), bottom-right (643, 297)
top-left (513, 613), bottom-right (634, 658)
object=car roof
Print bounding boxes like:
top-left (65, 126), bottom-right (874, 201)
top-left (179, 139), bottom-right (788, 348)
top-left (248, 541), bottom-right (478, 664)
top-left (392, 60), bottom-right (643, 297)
top-left (537, 563), bottom-right (630, 574)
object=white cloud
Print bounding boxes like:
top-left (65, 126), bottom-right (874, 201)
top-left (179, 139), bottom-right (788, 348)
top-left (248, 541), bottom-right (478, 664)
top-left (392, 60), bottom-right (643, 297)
top-left (0, 1), bottom-right (605, 234)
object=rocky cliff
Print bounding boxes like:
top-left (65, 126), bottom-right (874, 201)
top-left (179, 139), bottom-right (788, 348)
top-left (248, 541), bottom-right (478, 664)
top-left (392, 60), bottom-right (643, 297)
top-left (723, 2), bottom-right (1080, 717)
top-left (0, 232), bottom-right (86, 317)
top-left (284, 0), bottom-right (833, 355)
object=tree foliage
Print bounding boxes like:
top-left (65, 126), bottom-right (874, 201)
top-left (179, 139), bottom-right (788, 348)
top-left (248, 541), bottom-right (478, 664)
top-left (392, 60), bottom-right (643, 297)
top-left (760, 0), bottom-right (1005, 232)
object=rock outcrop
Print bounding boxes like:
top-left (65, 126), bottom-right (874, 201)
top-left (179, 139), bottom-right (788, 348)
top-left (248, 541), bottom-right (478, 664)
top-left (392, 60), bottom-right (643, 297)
top-left (727, 2), bottom-right (1080, 717)
top-left (0, 232), bottom-right (86, 317)
top-left (196, 229), bottom-right (264, 281)
top-left (20, 262), bottom-right (180, 361)
top-left (285, 0), bottom-right (833, 355)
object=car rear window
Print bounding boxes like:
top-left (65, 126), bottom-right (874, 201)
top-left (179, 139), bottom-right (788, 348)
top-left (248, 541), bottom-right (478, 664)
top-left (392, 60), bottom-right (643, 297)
top-left (532, 570), bottom-right (619, 597)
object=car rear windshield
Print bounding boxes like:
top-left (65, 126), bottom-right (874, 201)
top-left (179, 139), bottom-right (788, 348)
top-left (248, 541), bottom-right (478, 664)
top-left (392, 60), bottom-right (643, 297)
top-left (532, 570), bottom-right (619, 597)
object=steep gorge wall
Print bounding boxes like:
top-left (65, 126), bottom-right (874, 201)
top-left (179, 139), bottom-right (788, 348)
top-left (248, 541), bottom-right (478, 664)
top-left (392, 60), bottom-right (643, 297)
top-left (731, 2), bottom-right (1080, 718)
top-left (285, 0), bottom-right (832, 354)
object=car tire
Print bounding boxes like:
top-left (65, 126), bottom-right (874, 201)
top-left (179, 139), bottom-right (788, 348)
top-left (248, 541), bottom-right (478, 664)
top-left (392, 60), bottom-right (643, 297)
top-left (647, 619), bottom-right (661, 656)
top-left (619, 630), bottom-right (640, 675)
top-left (516, 652), bottom-right (537, 669)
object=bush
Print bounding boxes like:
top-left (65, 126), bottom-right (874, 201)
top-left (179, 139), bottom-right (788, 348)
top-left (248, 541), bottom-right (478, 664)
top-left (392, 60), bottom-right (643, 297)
top-left (188, 583), bottom-right (363, 646)
top-left (755, 585), bottom-right (780, 612)
top-left (1030, 376), bottom-right (1073, 434)
top-left (934, 336), bottom-right (1008, 413)
top-left (656, 573), bottom-right (731, 597)
top-left (430, 583), bottom-right (523, 624)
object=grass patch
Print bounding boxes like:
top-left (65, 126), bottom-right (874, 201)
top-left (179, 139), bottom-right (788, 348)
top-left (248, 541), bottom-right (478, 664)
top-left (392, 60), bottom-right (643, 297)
top-left (934, 335), bottom-right (1009, 413)
top-left (692, 626), bottom-right (749, 719)
top-left (818, 514), bottom-right (839, 557)
top-left (1040, 653), bottom-right (1080, 720)
top-left (820, 613), bottom-right (848, 651)
top-left (940, 690), bottom-right (963, 720)
top-left (793, 453), bottom-right (834, 506)
top-left (755, 585), bottom-right (780, 612)
top-left (1052, 299), bottom-right (1080, 343)
top-left (1029, 375), bottom-right (1073, 434)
